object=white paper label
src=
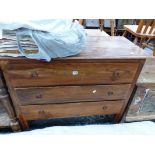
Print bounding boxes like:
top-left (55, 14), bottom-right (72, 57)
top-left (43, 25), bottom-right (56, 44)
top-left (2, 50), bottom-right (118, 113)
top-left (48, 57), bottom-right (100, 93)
top-left (92, 90), bottom-right (96, 93)
top-left (72, 70), bottom-right (78, 76)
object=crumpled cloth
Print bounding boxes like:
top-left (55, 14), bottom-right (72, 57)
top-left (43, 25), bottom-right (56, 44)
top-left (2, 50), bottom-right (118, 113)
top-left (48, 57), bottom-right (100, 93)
top-left (0, 19), bottom-right (86, 61)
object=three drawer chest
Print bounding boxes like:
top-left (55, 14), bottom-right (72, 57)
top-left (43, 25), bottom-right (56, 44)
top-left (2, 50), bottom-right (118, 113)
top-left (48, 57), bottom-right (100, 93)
top-left (0, 36), bottom-right (150, 129)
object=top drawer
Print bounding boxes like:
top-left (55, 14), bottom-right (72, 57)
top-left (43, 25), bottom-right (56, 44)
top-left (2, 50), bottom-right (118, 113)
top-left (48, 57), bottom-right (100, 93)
top-left (4, 62), bottom-right (139, 87)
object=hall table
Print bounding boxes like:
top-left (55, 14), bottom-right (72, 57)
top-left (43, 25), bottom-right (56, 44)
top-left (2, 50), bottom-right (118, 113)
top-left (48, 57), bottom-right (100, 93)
top-left (0, 36), bottom-right (151, 130)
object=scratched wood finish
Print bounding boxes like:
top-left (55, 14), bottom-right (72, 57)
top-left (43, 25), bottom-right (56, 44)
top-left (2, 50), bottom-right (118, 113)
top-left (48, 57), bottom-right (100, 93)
top-left (15, 84), bottom-right (131, 105)
top-left (0, 37), bottom-right (150, 61)
top-left (20, 100), bottom-right (124, 121)
top-left (0, 36), bottom-right (148, 129)
top-left (4, 62), bottom-right (139, 87)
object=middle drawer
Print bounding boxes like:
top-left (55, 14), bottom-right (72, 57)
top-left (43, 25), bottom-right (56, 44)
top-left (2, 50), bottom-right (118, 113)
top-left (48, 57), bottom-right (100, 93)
top-left (15, 84), bottom-right (131, 105)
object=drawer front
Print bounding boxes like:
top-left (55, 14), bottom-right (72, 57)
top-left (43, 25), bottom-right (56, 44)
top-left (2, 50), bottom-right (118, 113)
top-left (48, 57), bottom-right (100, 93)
top-left (4, 62), bottom-right (139, 87)
top-left (15, 84), bottom-right (131, 105)
top-left (20, 100), bottom-right (124, 120)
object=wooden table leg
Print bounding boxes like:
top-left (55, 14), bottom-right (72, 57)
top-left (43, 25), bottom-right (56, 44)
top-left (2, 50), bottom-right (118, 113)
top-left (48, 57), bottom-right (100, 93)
top-left (113, 114), bottom-right (122, 123)
top-left (19, 114), bottom-right (29, 130)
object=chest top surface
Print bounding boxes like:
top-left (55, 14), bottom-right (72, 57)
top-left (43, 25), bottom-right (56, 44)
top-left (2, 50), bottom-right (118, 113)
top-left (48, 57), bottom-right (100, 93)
top-left (72, 36), bottom-right (151, 60)
top-left (0, 36), bottom-right (152, 62)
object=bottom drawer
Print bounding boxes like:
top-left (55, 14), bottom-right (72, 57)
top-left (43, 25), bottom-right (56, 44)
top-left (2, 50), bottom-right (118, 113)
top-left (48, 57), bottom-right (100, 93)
top-left (20, 100), bottom-right (124, 121)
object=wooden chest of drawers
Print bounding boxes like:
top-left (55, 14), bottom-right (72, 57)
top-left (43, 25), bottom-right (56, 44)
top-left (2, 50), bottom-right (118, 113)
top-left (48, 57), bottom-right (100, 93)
top-left (0, 36), bottom-right (150, 129)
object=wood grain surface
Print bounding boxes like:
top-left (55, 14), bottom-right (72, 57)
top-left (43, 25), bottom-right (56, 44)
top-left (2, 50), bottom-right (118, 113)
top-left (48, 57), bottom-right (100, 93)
top-left (20, 100), bottom-right (124, 120)
top-left (15, 84), bottom-right (131, 105)
top-left (5, 62), bottom-right (139, 87)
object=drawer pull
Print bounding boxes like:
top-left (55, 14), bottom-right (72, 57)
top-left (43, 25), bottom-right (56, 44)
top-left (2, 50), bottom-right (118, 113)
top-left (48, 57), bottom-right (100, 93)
top-left (107, 91), bottom-right (113, 96)
top-left (38, 110), bottom-right (45, 114)
top-left (112, 70), bottom-right (120, 80)
top-left (31, 71), bottom-right (38, 78)
top-left (36, 94), bottom-right (42, 99)
top-left (102, 106), bottom-right (108, 110)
